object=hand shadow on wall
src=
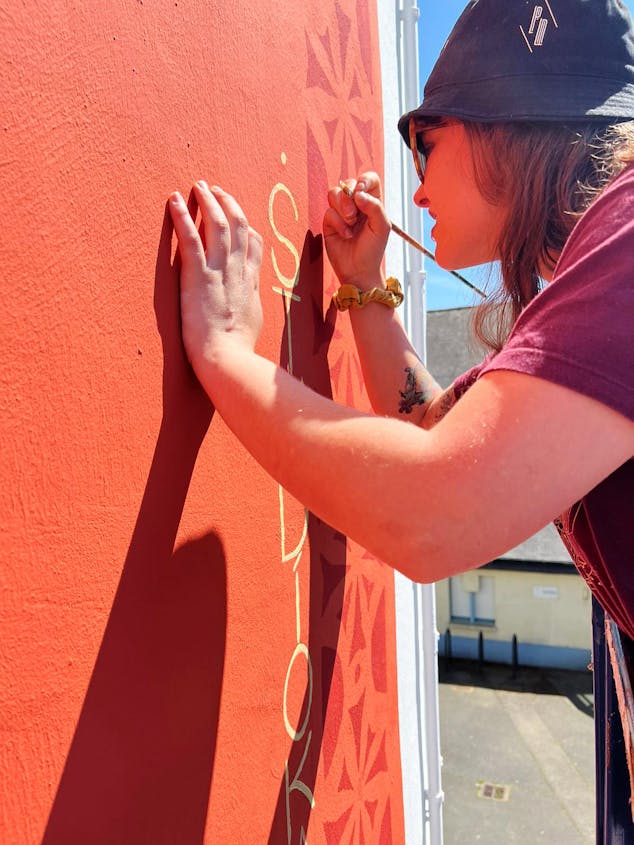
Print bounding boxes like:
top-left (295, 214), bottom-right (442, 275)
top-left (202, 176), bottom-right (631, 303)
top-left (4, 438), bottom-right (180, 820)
top-left (43, 200), bottom-right (226, 845)
top-left (268, 232), bottom-right (348, 842)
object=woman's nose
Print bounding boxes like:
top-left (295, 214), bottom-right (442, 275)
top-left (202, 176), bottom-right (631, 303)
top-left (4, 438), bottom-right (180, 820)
top-left (413, 183), bottom-right (428, 208)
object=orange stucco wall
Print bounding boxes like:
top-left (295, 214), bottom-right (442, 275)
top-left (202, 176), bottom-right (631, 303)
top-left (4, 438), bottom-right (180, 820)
top-left (1, 2), bottom-right (405, 842)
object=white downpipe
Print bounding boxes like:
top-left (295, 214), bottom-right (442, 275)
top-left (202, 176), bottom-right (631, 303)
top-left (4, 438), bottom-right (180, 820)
top-left (399, 3), bottom-right (444, 844)
top-left (418, 584), bottom-right (444, 844)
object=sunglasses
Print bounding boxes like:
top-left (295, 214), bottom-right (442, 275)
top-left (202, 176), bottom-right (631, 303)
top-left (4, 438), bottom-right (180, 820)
top-left (409, 118), bottom-right (427, 183)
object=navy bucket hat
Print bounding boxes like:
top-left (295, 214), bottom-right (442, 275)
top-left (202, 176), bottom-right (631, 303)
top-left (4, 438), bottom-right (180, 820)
top-left (398, 0), bottom-right (634, 143)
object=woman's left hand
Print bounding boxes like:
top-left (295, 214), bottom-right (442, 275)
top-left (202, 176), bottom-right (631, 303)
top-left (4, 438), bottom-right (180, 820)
top-left (169, 182), bottom-right (263, 377)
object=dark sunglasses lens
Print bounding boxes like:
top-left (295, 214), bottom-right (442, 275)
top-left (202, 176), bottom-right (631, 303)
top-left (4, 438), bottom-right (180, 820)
top-left (416, 139), bottom-right (426, 179)
top-left (408, 121), bottom-right (426, 181)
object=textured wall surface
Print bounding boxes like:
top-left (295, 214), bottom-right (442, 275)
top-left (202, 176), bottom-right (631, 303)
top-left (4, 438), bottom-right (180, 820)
top-left (0, 1), bottom-right (404, 842)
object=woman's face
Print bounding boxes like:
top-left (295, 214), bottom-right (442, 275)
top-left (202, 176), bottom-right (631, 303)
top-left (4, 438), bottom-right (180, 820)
top-left (412, 121), bottom-right (508, 271)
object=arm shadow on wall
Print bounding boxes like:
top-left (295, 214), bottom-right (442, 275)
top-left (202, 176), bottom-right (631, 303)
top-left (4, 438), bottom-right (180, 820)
top-left (43, 199), bottom-right (226, 845)
top-left (268, 232), bottom-right (349, 842)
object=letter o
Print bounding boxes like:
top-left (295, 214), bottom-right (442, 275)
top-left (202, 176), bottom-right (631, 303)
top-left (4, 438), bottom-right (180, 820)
top-left (282, 642), bottom-right (313, 741)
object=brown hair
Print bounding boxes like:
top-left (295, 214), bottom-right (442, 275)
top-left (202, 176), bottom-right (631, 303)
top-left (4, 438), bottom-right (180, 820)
top-left (417, 117), bottom-right (634, 351)
top-left (470, 120), bottom-right (634, 350)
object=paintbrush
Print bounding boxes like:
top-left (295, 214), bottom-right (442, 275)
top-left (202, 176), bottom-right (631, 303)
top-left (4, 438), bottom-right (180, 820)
top-left (339, 181), bottom-right (486, 299)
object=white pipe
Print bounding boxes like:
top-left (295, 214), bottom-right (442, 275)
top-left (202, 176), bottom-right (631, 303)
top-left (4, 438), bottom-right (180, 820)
top-left (419, 585), bottom-right (444, 844)
top-left (399, 3), bottom-right (444, 844)
top-left (400, 0), bottom-right (425, 355)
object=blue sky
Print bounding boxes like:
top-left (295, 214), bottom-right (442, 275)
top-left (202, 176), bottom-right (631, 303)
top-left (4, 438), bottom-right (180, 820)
top-left (419, 0), bottom-right (634, 310)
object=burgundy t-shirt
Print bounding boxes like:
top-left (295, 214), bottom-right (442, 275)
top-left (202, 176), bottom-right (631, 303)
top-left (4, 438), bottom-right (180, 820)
top-left (453, 164), bottom-right (634, 638)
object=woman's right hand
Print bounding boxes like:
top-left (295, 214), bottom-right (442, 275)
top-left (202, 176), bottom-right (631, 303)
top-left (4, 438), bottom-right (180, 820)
top-left (323, 171), bottom-right (391, 288)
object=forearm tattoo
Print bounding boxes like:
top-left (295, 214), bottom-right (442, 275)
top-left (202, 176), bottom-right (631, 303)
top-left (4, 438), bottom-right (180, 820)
top-left (398, 367), bottom-right (434, 415)
top-left (426, 387), bottom-right (457, 426)
top-left (437, 388), bottom-right (457, 419)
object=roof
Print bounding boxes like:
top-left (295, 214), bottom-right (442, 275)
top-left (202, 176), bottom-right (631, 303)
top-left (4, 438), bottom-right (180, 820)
top-left (426, 307), bottom-right (484, 387)
top-left (497, 523), bottom-right (571, 564)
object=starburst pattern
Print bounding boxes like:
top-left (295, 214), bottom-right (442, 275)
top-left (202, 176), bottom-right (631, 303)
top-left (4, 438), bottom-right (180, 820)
top-left (313, 550), bottom-right (399, 842)
top-left (305, 0), bottom-right (383, 412)
top-left (299, 3), bottom-right (405, 841)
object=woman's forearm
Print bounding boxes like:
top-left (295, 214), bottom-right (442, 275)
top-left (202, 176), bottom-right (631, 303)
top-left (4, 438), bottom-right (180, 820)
top-left (348, 306), bottom-right (442, 422)
top-left (193, 341), bottom-right (451, 580)
top-left (323, 175), bottom-right (443, 422)
top-left (194, 341), bottom-right (634, 590)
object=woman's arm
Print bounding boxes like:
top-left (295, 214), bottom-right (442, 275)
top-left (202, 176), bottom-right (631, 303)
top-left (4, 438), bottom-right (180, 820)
top-left (324, 172), bottom-right (442, 424)
top-left (348, 305), bottom-right (443, 422)
top-left (169, 183), bottom-right (634, 582)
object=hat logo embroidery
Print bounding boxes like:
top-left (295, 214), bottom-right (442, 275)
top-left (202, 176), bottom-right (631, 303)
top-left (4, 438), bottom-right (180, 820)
top-left (519, 1), bottom-right (559, 53)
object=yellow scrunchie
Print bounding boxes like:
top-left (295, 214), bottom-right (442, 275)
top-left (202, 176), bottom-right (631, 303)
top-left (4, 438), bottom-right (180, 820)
top-left (332, 277), bottom-right (403, 311)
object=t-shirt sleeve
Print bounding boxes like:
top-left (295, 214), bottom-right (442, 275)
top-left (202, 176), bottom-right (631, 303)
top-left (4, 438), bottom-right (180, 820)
top-left (452, 360), bottom-right (488, 398)
top-left (480, 165), bottom-right (634, 422)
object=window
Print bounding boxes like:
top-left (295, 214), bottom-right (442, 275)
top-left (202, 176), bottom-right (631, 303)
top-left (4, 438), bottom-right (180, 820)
top-left (449, 574), bottom-right (495, 626)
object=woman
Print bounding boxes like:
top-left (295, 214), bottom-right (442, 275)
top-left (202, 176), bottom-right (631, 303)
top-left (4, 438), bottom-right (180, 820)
top-left (169, 0), bottom-right (633, 836)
